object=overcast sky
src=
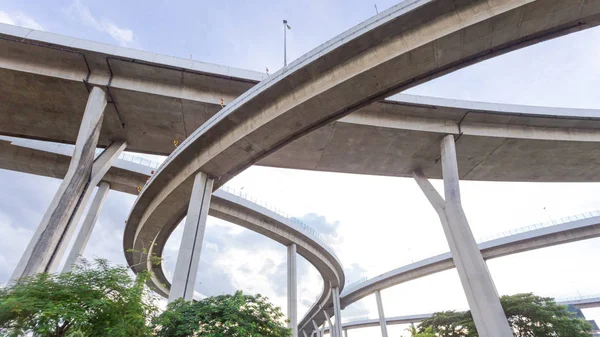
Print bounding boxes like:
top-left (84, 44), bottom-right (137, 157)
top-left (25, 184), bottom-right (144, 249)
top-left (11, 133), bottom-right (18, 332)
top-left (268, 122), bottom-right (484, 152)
top-left (1, 1), bottom-right (600, 336)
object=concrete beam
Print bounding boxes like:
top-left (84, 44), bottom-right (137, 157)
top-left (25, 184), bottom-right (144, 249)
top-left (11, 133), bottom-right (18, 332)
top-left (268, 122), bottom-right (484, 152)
top-left (168, 171), bottom-right (213, 302)
top-left (10, 87), bottom-right (106, 281)
top-left (62, 182), bottom-right (111, 272)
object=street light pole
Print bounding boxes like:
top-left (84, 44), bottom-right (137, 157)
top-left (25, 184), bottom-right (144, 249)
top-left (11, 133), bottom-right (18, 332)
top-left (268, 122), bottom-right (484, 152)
top-left (283, 20), bottom-right (291, 67)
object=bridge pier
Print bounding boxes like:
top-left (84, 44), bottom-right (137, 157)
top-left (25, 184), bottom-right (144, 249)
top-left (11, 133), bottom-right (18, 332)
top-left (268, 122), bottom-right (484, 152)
top-left (168, 171), bottom-right (214, 302)
top-left (49, 140), bottom-right (126, 272)
top-left (62, 182), bottom-right (111, 272)
top-left (412, 135), bottom-right (512, 337)
top-left (288, 243), bottom-right (298, 337)
top-left (10, 87), bottom-right (107, 282)
top-left (312, 320), bottom-right (320, 337)
top-left (332, 287), bottom-right (343, 337)
top-left (324, 311), bottom-right (334, 337)
top-left (375, 290), bottom-right (388, 337)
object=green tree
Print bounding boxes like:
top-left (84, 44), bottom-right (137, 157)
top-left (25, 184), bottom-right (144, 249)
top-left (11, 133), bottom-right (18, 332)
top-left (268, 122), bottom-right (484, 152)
top-left (419, 311), bottom-right (474, 337)
top-left (152, 290), bottom-right (292, 337)
top-left (408, 325), bottom-right (436, 337)
top-left (0, 259), bottom-right (158, 337)
top-left (502, 293), bottom-right (592, 337)
top-left (418, 293), bottom-right (592, 337)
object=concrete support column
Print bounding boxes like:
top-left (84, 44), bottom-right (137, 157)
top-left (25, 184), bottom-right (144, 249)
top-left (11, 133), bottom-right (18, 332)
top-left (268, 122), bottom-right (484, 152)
top-left (324, 311), bottom-right (335, 337)
top-left (343, 329), bottom-right (348, 337)
top-left (288, 244), bottom-right (298, 337)
top-left (10, 87), bottom-right (107, 282)
top-left (375, 290), bottom-right (388, 337)
top-left (331, 287), bottom-right (343, 337)
top-left (168, 171), bottom-right (213, 302)
top-left (48, 140), bottom-right (126, 272)
top-left (412, 135), bottom-right (512, 337)
top-left (312, 321), bottom-right (320, 337)
top-left (62, 182), bottom-right (111, 272)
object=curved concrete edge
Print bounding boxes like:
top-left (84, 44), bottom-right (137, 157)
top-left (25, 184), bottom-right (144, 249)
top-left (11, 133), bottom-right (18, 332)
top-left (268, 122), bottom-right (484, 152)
top-left (140, 189), bottom-right (345, 300)
top-left (385, 94), bottom-right (600, 120)
top-left (340, 216), bottom-right (600, 308)
top-left (130, 189), bottom-right (345, 334)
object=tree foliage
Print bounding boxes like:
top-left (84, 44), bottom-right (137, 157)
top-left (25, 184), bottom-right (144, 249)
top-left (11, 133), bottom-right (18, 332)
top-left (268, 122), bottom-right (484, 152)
top-left (408, 325), bottom-right (436, 337)
top-left (418, 293), bottom-right (592, 337)
top-left (0, 259), bottom-right (158, 337)
top-left (152, 290), bottom-right (291, 337)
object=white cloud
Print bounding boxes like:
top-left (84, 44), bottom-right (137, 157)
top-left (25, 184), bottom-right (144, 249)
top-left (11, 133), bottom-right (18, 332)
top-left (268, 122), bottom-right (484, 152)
top-left (64, 0), bottom-right (136, 47)
top-left (0, 11), bottom-right (44, 30)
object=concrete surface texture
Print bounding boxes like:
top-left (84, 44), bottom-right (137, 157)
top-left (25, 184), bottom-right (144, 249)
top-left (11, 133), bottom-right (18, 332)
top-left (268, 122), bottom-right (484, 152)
top-left (168, 171), bottom-right (214, 302)
top-left (288, 244), bottom-right (298, 337)
top-left (9, 87), bottom-right (106, 282)
top-left (415, 135), bottom-right (512, 336)
top-left (2, 3), bottom-right (600, 182)
top-left (63, 181), bottom-right (111, 272)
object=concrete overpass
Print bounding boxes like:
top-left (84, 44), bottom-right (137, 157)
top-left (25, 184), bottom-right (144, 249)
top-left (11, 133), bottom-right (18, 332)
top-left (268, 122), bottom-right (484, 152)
top-left (122, 1), bottom-right (600, 336)
top-left (340, 213), bottom-right (600, 307)
top-left (5, 135), bottom-right (598, 336)
top-left (0, 136), bottom-right (343, 321)
top-left (2, 22), bottom-right (600, 182)
top-left (4, 0), bottom-right (600, 336)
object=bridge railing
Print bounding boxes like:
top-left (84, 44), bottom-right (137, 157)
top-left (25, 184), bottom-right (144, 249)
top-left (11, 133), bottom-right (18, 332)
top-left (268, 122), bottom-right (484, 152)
top-left (477, 210), bottom-right (600, 243)
top-left (556, 294), bottom-right (600, 304)
top-left (116, 152), bottom-right (161, 169)
top-left (218, 185), bottom-right (337, 256)
top-left (107, 151), bottom-right (338, 259)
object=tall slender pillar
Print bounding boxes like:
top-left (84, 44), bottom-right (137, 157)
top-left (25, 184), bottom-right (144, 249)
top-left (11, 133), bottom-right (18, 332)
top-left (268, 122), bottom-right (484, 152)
top-left (168, 171), bottom-right (214, 302)
top-left (48, 140), bottom-right (126, 272)
top-left (343, 329), bottom-right (348, 337)
top-left (412, 135), bottom-right (512, 337)
top-left (62, 182), bottom-right (111, 272)
top-left (10, 87), bottom-right (107, 282)
top-left (324, 311), bottom-right (335, 337)
top-left (331, 287), bottom-right (343, 337)
top-left (375, 290), bottom-right (388, 337)
top-left (288, 244), bottom-right (298, 337)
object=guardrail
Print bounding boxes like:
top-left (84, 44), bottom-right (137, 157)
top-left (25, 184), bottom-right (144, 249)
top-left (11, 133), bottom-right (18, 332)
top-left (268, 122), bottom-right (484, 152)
top-left (218, 185), bottom-right (338, 260)
top-left (557, 294), bottom-right (600, 304)
top-left (477, 210), bottom-right (600, 243)
top-left (116, 152), bottom-right (161, 169)
top-left (112, 151), bottom-right (338, 260)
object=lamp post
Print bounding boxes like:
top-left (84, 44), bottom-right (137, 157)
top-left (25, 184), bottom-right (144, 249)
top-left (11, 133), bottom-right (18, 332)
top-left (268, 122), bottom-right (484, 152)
top-left (283, 20), bottom-right (291, 66)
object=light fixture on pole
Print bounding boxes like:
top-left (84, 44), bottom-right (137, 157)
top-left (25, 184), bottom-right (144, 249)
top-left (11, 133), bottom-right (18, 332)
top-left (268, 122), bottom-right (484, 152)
top-left (283, 20), bottom-right (291, 66)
